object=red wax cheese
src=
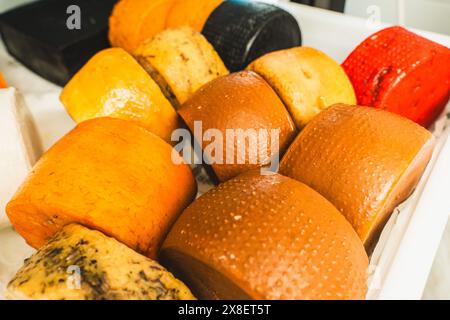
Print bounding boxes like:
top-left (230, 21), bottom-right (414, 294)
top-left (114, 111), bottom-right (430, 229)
top-left (343, 26), bottom-right (450, 128)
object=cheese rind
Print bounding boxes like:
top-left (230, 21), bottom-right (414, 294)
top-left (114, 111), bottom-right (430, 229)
top-left (134, 27), bottom-right (228, 108)
top-left (0, 88), bottom-right (42, 229)
top-left (280, 104), bottom-right (435, 249)
top-left (161, 171), bottom-right (368, 300)
top-left (248, 47), bottom-right (356, 128)
top-left (7, 224), bottom-right (195, 300)
top-left (6, 117), bottom-right (197, 258)
top-left (60, 48), bottom-right (179, 143)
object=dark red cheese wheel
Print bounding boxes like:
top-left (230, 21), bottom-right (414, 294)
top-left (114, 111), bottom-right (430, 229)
top-left (343, 26), bottom-right (450, 128)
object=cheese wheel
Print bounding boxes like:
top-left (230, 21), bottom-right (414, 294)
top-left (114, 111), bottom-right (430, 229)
top-left (161, 170), bottom-right (368, 300)
top-left (280, 104), bottom-right (435, 249)
top-left (343, 26), bottom-right (450, 128)
top-left (134, 27), bottom-right (228, 108)
top-left (7, 224), bottom-right (195, 300)
top-left (166, 0), bottom-right (223, 32)
top-left (0, 0), bottom-right (116, 86)
top-left (6, 117), bottom-right (197, 258)
top-left (202, 0), bottom-right (302, 71)
top-left (248, 47), bottom-right (356, 128)
top-left (60, 48), bottom-right (179, 143)
top-left (178, 71), bottom-right (298, 182)
top-left (0, 88), bottom-right (42, 229)
top-left (108, 0), bottom-right (176, 53)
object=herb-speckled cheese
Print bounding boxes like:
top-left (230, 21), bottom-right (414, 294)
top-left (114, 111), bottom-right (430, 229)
top-left (7, 224), bottom-right (195, 300)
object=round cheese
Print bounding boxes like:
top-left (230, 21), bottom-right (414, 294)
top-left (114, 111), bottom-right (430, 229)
top-left (280, 104), bottom-right (435, 250)
top-left (248, 47), bottom-right (356, 128)
top-left (343, 26), bottom-right (450, 128)
top-left (202, 0), bottom-right (301, 71)
top-left (178, 71), bottom-right (297, 182)
top-left (134, 27), bottom-right (228, 108)
top-left (6, 117), bottom-right (197, 258)
top-left (161, 170), bottom-right (368, 300)
top-left (60, 48), bottom-right (179, 143)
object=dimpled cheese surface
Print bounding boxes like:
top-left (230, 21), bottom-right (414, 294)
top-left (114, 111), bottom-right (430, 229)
top-left (343, 26), bottom-right (450, 128)
top-left (134, 27), bottom-right (228, 108)
top-left (0, 88), bottom-right (42, 229)
top-left (7, 224), bottom-right (195, 300)
top-left (248, 47), bottom-right (356, 128)
top-left (280, 104), bottom-right (435, 249)
top-left (161, 170), bottom-right (368, 300)
top-left (60, 48), bottom-right (179, 143)
top-left (166, 0), bottom-right (223, 32)
top-left (109, 0), bottom-right (176, 53)
top-left (178, 71), bottom-right (297, 182)
top-left (6, 117), bottom-right (197, 258)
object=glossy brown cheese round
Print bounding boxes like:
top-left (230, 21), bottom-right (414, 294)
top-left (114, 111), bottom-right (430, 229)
top-left (161, 170), bottom-right (369, 300)
top-left (280, 104), bottom-right (435, 250)
top-left (178, 71), bottom-right (297, 182)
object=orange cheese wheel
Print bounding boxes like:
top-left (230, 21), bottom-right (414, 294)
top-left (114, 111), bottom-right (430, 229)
top-left (60, 48), bottom-right (179, 143)
top-left (6, 117), bottom-right (197, 258)
top-left (178, 71), bottom-right (297, 182)
top-left (134, 27), bottom-right (228, 108)
top-left (248, 47), bottom-right (356, 128)
top-left (161, 170), bottom-right (368, 300)
top-left (166, 0), bottom-right (223, 32)
top-left (280, 104), bottom-right (435, 249)
top-left (109, 0), bottom-right (176, 53)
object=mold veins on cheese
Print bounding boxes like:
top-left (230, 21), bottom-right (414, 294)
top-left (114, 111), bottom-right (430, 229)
top-left (7, 224), bottom-right (195, 300)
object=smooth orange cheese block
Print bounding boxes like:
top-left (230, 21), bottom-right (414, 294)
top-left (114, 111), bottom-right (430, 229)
top-left (280, 104), bottom-right (435, 249)
top-left (248, 47), bottom-right (356, 128)
top-left (6, 117), bottom-right (197, 258)
top-left (0, 73), bottom-right (7, 88)
top-left (60, 48), bottom-right (179, 143)
top-left (166, 0), bottom-right (222, 31)
top-left (109, 0), bottom-right (176, 53)
top-left (178, 71), bottom-right (298, 182)
top-left (161, 170), bottom-right (368, 300)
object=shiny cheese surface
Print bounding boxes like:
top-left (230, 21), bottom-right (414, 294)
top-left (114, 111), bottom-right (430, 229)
top-left (7, 224), bottom-right (195, 300)
top-left (60, 48), bottom-right (179, 143)
top-left (248, 47), bottom-right (356, 128)
top-left (135, 27), bottom-right (228, 108)
top-left (343, 26), bottom-right (450, 128)
top-left (179, 71), bottom-right (297, 182)
top-left (6, 117), bottom-right (197, 258)
top-left (280, 104), bottom-right (435, 249)
top-left (161, 171), bottom-right (368, 300)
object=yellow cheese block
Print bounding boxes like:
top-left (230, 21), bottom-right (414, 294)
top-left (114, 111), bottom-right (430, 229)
top-left (6, 117), bottom-right (197, 258)
top-left (135, 27), bottom-right (228, 108)
top-left (7, 224), bottom-right (196, 300)
top-left (248, 47), bottom-right (356, 128)
top-left (109, 0), bottom-right (176, 53)
top-left (60, 48), bottom-right (179, 143)
top-left (166, 0), bottom-right (223, 32)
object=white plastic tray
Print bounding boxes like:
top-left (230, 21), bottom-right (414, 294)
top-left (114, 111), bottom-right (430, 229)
top-left (0, 3), bottom-right (449, 300)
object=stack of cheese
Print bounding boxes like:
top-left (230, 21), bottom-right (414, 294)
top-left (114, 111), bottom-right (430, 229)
top-left (3, 22), bottom-right (449, 301)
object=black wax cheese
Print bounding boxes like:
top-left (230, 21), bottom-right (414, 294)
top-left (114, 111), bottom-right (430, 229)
top-left (0, 0), bottom-right (117, 86)
top-left (202, 0), bottom-right (302, 72)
